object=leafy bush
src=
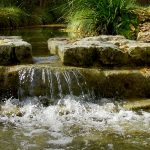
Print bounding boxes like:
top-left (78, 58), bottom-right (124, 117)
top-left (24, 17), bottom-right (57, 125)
top-left (0, 7), bottom-right (54, 28)
top-left (66, 0), bottom-right (138, 38)
top-left (0, 7), bottom-right (29, 28)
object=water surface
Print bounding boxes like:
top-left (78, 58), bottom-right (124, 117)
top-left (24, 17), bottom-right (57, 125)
top-left (0, 27), bottom-right (67, 57)
top-left (0, 97), bottom-right (150, 150)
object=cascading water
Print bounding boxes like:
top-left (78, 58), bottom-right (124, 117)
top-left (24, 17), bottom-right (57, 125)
top-left (0, 67), bottom-right (150, 150)
top-left (17, 67), bottom-right (92, 102)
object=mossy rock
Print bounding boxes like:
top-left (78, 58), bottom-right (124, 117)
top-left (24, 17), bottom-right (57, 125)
top-left (0, 36), bottom-right (33, 65)
top-left (1, 65), bottom-right (150, 100)
top-left (123, 99), bottom-right (150, 110)
top-left (48, 36), bottom-right (150, 67)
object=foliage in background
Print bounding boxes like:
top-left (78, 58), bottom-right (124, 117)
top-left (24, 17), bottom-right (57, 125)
top-left (0, 7), bottom-right (29, 28)
top-left (0, 0), bottom-right (66, 28)
top-left (0, 0), bottom-right (148, 32)
top-left (136, 0), bottom-right (150, 6)
top-left (65, 0), bottom-right (139, 39)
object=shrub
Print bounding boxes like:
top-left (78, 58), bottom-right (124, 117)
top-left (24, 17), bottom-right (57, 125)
top-left (0, 7), bottom-right (29, 28)
top-left (65, 0), bottom-right (138, 39)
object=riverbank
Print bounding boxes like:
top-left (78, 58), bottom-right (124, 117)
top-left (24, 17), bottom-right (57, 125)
top-left (0, 7), bottom-right (55, 29)
top-left (0, 3), bottom-right (149, 41)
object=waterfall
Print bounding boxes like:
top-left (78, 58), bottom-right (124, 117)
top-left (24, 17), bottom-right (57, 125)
top-left (17, 67), bottom-right (93, 102)
top-left (1, 66), bottom-right (150, 150)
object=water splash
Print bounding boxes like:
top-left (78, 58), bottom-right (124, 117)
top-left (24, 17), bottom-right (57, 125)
top-left (1, 67), bottom-right (150, 149)
top-left (0, 96), bottom-right (150, 149)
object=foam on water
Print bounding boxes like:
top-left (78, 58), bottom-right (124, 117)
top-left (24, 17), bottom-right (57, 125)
top-left (0, 96), bottom-right (150, 149)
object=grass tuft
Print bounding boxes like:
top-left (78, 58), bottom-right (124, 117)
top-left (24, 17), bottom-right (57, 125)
top-left (65, 0), bottom-right (139, 39)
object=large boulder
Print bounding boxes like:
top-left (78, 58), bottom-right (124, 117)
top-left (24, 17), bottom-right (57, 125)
top-left (48, 36), bottom-right (150, 67)
top-left (0, 36), bottom-right (32, 65)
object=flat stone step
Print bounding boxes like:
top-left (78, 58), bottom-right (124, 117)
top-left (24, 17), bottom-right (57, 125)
top-left (48, 36), bottom-right (150, 67)
top-left (0, 36), bottom-right (32, 65)
top-left (1, 65), bottom-right (150, 99)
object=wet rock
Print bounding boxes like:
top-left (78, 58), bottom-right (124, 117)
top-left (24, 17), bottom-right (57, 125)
top-left (48, 36), bottom-right (129, 67)
top-left (82, 68), bottom-right (150, 98)
top-left (127, 42), bottom-right (150, 64)
top-left (39, 96), bottom-right (55, 106)
top-left (123, 99), bottom-right (150, 110)
top-left (1, 65), bottom-right (150, 99)
top-left (0, 103), bottom-right (23, 117)
top-left (48, 36), bottom-right (150, 67)
top-left (0, 36), bottom-right (32, 65)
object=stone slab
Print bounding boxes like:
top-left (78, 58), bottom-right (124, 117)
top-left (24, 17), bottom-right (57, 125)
top-left (48, 36), bottom-right (150, 67)
top-left (0, 36), bottom-right (32, 65)
top-left (1, 65), bottom-right (150, 99)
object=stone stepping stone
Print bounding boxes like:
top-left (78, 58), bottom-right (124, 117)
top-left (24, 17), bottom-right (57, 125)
top-left (48, 36), bottom-right (150, 67)
top-left (0, 36), bottom-right (32, 65)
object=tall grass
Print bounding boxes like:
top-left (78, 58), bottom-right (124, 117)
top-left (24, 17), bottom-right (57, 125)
top-left (66, 0), bottom-right (138, 38)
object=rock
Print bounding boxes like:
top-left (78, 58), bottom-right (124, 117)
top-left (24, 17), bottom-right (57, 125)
top-left (127, 42), bottom-right (150, 65)
top-left (39, 96), bottom-right (55, 106)
top-left (48, 36), bottom-right (150, 67)
top-left (0, 36), bottom-right (22, 40)
top-left (82, 68), bottom-right (150, 98)
top-left (123, 99), bottom-right (150, 110)
top-left (80, 35), bottom-right (126, 42)
top-left (72, 42), bottom-right (128, 66)
top-left (137, 22), bottom-right (150, 42)
top-left (137, 31), bottom-right (150, 43)
top-left (0, 36), bottom-right (32, 65)
top-left (48, 38), bottom-right (69, 55)
top-left (1, 65), bottom-right (150, 99)
top-left (0, 103), bottom-right (23, 117)
top-left (134, 7), bottom-right (150, 23)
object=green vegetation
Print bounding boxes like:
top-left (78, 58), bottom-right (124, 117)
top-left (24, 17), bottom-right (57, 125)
top-left (0, 7), bottom-right (29, 28)
top-left (65, 0), bottom-right (139, 39)
top-left (0, 7), bottom-right (54, 28)
top-left (0, 0), bottom-right (149, 38)
top-left (0, 0), bottom-right (64, 29)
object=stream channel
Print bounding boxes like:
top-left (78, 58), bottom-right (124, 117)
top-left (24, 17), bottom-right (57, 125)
top-left (0, 27), bottom-right (150, 150)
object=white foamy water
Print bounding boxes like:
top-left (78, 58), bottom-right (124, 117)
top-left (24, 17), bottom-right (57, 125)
top-left (0, 96), bottom-right (150, 149)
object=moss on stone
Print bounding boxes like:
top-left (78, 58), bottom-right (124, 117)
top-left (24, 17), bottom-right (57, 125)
top-left (123, 99), bottom-right (150, 110)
